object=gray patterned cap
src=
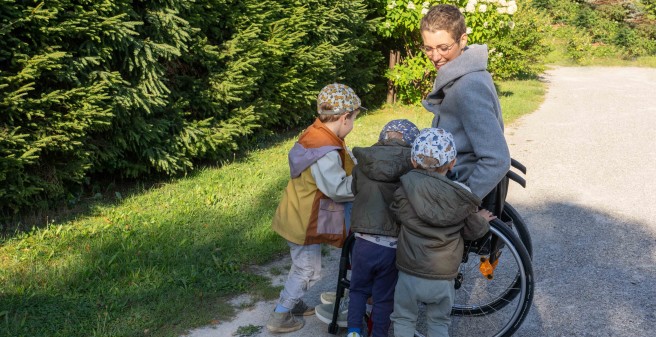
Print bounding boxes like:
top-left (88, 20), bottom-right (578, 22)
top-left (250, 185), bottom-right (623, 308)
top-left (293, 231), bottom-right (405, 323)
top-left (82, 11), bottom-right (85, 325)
top-left (317, 83), bottom-right (366, 115)
top-left (378, 119), bottom-right (420, 146)
top-left (412, 128), bottom-right (457, 169)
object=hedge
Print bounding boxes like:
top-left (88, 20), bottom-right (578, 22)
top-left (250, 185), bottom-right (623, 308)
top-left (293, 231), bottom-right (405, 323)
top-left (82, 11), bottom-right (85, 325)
top-left (0, 0), bottom-right (385, 217)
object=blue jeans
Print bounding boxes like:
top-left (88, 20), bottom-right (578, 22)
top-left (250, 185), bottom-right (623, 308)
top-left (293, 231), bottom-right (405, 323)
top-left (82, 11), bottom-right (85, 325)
top-left (347, 238), bottom-right (398, 337)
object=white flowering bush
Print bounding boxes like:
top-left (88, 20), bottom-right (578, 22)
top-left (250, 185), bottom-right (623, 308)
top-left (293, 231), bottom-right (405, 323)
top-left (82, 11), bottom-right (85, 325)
top-left (380, 0), bottom-right (548, 104)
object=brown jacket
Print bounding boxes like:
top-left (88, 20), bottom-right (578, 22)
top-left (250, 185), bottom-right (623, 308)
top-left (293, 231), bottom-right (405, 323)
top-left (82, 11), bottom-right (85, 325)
top-left (272, 119), bottom-right (355, 247)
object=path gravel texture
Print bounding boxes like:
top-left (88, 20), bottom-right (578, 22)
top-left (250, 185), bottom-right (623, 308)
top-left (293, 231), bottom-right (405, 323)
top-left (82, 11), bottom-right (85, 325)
top-left (183, 66), bottom-right (656, 337)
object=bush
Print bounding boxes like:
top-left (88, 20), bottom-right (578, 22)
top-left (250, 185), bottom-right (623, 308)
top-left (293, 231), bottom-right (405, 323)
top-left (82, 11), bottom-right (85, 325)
top-left (533, 0), bottom-right (656, 62)
top-left (534, 0), bottom-right (579, 24)
top-left (642, 0), bottom-right (656, 19)
top-left (382, 0), bottom-right (550, 103)
top-left (553, 25), bottom-right (593, 63)
top-left (386, 53), bottom-right (434, 105)
top-left (487, 1), bottom-right (552, 79)
top-left (0, 0), bottom-right (383, 218)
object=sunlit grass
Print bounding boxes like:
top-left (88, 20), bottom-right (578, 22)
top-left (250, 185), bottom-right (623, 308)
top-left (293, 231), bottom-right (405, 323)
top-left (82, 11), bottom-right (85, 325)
top-left (0, 79), bottom-right (544, 337)
top-left (545, 35), bottom-right (656, 68)
top-left (498, 80), bottom-right (547, 125)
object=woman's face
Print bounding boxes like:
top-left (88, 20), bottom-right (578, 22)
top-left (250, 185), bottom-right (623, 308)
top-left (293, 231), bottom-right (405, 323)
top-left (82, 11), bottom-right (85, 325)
top-left (420, 30), bottom-right (467, 70)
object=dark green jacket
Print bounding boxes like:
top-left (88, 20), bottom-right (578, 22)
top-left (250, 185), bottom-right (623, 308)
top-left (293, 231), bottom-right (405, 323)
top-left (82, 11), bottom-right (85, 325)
top-left (351, 139), bottom-right (413, 237)
top-left (391, 170), bottom-right (489, 280)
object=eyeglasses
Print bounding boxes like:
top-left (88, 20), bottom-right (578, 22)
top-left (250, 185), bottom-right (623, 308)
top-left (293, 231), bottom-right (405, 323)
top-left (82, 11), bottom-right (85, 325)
top-left (421, 39), bottom-right (459, 56)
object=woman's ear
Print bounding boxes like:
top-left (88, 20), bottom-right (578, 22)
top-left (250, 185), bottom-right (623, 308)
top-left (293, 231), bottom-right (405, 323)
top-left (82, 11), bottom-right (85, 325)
top-left (460, 33), bottom-right (468, 48)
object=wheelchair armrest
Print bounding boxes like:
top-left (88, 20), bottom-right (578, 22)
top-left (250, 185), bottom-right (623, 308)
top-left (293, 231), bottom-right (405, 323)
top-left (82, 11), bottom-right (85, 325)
top-left (506, 171), bottom-right (526, 188)
top-left (511, 158), bottom-right (527, 175)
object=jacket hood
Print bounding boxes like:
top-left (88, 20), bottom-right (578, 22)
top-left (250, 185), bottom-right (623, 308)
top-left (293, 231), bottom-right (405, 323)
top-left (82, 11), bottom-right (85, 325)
top-left (400, 170), bottom-right (481, 226)
top-left (426, 44), bottom-right (489, 102)
top-left (288, 142), bottom-right (341, 178)
top-left (352, 139), bottom-right (412, 183)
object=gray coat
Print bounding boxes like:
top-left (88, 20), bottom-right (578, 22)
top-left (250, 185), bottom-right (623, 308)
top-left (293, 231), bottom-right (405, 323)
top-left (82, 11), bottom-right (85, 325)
top-left (422, 44), bottom-right (511, 199)
top-left (391, 170), bottom-right (489, 280)
top-left (351, 139), bottom-right (413, 237)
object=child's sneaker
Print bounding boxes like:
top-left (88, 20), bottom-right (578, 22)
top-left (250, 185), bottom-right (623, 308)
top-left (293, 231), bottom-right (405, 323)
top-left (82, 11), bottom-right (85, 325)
top-left (320, 291), bottom-right (336, 304)
top-left (291, 300), bottom-right (315, 316)
top-left (266, 311), bottom-right (303, 333)
top-left (320, 290), bottom-right (348, 304)
top-left (314, 297), bottom-right (349, 327)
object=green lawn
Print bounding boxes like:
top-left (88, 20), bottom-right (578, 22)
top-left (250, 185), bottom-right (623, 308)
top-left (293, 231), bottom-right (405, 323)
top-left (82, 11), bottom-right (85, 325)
top-left (0, 79), bottom-right (545, 337)
top-left (544, 35), bottom-right (656, 67)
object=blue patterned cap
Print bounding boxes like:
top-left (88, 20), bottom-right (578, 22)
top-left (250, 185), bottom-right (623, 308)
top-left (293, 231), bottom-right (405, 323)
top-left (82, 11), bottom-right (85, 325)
top-left (378, 119), bottom-right (420, 146)
top-left (411, 128), bottom-right (457, 169)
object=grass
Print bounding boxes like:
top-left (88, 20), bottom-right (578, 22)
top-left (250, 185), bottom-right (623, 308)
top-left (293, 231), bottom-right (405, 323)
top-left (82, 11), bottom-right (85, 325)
top-left (0, 79), bottom-right (544, 337)
top-left (576, 54), bottom-right (656, 67)
top-left (232, 324), bottom-right (262, 337)
top-left (497, 79), bottom-right (547, 124)
top-left (544, 35), bottom-right (656, 67)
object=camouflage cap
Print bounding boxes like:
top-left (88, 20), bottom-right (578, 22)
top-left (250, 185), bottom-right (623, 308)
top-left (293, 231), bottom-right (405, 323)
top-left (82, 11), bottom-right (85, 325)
top-left (317, 83), bottom-right (366, 115)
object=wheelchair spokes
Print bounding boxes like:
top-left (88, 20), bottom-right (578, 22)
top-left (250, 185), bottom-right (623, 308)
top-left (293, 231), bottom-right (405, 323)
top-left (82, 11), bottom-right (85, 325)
top-left (449, 219), bottom-right (534, 337)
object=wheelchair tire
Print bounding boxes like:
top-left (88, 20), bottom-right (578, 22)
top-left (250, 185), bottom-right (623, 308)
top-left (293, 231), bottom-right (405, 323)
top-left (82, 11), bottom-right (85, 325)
top-left (501, 202), bottom-right (533, 258)
top-left (449, 219), bottom-right (534, 337)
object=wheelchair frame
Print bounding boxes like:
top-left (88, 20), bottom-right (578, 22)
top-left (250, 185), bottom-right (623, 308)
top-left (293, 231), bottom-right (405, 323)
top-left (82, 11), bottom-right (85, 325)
top-left (327, 159), bottom-right (533, 337)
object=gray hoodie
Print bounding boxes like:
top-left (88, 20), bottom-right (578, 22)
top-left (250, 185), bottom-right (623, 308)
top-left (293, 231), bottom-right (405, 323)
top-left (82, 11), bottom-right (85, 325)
top-left (422, 44), bottom-right (510, 199)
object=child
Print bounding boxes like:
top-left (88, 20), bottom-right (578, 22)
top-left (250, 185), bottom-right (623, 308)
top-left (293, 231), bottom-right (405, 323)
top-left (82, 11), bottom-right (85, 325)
top-left (315, 119), bottom-right (420, 337)
top-left (420, 4), bottom-right (511, 201)
top-left (389, 128), bottom-right (495, 337)
top-left (267, 83), bottom-right (364, 333)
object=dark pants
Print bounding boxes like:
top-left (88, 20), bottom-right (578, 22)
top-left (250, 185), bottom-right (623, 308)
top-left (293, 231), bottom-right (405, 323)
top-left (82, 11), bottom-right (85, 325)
top-left (347, 238), bottom-right (398, 337)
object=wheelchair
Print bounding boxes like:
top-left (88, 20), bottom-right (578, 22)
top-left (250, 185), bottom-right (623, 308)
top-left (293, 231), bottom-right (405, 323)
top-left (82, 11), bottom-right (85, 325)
top-left (327, 159), bottom-right (533, 337)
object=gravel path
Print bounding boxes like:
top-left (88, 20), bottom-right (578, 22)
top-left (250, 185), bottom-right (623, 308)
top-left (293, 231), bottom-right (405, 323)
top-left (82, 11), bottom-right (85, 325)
top-left (184, 66), bottom-right (656, 337)
top-left (502, 66), bottom-right (656, 336)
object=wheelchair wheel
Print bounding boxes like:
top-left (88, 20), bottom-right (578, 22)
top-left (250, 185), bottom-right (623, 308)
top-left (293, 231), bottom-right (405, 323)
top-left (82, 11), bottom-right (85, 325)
top-left (449, 219), bottom-right (534, 337)
top-left (501, 202), bottom-right (533, 257)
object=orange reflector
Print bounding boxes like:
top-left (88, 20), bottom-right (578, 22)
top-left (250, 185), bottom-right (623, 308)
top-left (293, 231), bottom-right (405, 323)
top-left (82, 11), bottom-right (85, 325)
top-left (479, 256), bottom-right (499, 280)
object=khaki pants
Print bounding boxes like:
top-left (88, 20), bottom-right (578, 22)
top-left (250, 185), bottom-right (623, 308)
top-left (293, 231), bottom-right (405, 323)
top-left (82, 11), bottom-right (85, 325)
top-left (391, 271), bottom-right (455, 337)
top-left (277, 241), bottom-right (322, 309)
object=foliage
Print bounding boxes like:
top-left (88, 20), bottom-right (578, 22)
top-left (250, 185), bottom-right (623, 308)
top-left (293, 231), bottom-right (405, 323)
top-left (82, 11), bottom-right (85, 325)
top-left (233, 325), bottom-right (263, 337)
top-left (0, 0), bottom-right (383, 218)
top-left (0, 1), bottom-right (117, 214)
top-left (487, 1), bottom-right (552, 79)
top-left (380, 0), bottom-right (549, 104)
top-left (386, 53), bottom-right (434, 105)
top-left (532, 0), bottom-right (656, 62)
top-left (643, 0), bottom-right (656, 19)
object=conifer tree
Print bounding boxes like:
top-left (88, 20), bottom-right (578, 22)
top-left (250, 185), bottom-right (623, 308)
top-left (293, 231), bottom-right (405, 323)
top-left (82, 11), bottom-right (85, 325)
top-left (0, 0), bottom-right (384, 217)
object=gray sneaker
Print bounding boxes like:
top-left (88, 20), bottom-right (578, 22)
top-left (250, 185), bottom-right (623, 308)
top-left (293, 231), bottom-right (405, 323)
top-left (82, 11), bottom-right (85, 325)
top-left (266, 311), bottom-right (304, 333)
top-left (291, 300), bottom-right (315, 316)
top-left (314, 298), bottom-right (348, 327)
top-left (320, 290), bottom-right (349, 304)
